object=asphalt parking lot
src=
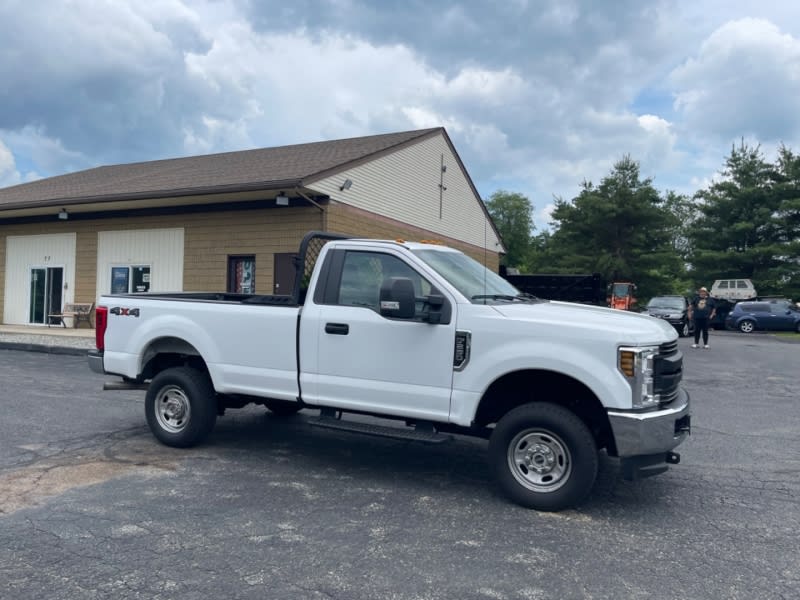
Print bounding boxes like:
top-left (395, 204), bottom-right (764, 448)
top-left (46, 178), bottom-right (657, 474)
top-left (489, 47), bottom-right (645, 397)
top-left (0, 330), bottom-right (798, 599)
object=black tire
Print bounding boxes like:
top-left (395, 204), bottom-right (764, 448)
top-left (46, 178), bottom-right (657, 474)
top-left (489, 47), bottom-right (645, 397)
top-left (145, 367), bottom-right (217, 448)
top-left (264, 399), bottom-right (303, 416)
top-left (678, 322), bottom-right (690, 337)
top-left (488, 403), bottom-right (598, 511)
top-left (739, 319), bottom-right (755, 334)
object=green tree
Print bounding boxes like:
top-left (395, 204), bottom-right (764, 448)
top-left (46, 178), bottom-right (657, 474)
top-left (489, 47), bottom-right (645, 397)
top-left (485, 190), bottom-right (534, 270)
top-left (688, 141), bottom-right (797, 297)
top-left (539, 156), bottom-right (684, 299)
top-left (772, 145), bottom-right (800, 300)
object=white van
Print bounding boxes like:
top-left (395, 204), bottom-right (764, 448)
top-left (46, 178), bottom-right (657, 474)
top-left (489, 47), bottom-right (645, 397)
top-left (711, 278), bottom-right (757, 301)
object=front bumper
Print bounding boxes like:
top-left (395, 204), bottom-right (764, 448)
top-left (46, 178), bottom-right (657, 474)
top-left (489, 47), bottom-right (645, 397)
top-left (88, 349), bottom-right (105, 374)
top-left (607, 387), bottom-right (691, 458)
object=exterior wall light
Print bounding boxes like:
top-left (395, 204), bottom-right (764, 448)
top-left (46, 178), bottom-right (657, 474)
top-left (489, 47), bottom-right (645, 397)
top-left (340, 179), bottom-right (353, 191)
top-left (275, 193), bottom-right (289, 206)
top-left (58, 208), bottom-right (69, 220)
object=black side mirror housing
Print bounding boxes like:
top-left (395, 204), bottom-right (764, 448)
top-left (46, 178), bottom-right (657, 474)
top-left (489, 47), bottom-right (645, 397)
top-left (379, 277), bottom-right (416, 319)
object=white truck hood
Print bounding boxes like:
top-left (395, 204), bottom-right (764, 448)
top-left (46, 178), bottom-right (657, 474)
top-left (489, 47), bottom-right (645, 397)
top-left (490, 300), bottom-right (677, 346)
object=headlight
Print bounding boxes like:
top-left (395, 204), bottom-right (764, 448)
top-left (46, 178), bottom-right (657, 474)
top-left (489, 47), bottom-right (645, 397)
top-left (618, 346), bottom-right (660, 409)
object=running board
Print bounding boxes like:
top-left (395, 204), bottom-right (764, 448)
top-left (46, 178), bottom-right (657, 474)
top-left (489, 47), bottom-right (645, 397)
top-left (309, 412), bottom-right (452, 444)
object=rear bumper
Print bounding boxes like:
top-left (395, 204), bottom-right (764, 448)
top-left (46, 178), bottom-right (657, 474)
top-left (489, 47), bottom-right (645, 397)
top-left (607, 388), bottom-right (691, 458)
top-left (88, 349), bottom-right (105, 374)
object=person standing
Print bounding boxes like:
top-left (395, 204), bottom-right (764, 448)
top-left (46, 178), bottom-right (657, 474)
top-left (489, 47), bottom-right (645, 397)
top-left (689, 286), bottom-right (716, 348)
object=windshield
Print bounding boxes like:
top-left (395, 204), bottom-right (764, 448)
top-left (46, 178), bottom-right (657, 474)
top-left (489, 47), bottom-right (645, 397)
top-left (612, 283), bottom-right (633, 296)
top-left (411, 248), bottom-right (523, 303)
top-left (647, 297), bottom-right (685, 310)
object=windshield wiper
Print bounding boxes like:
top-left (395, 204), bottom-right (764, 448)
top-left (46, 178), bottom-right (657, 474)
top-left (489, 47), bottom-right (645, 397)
top-left (471, 294), bottom-right (537, 303)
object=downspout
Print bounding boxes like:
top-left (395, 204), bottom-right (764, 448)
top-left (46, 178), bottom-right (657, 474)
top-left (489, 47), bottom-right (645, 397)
top-left (294, 188), bottom-right (327, 232)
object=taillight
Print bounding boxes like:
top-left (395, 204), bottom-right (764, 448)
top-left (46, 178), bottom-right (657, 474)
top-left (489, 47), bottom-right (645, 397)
top-left (95, 305), bottom-right (108, 350)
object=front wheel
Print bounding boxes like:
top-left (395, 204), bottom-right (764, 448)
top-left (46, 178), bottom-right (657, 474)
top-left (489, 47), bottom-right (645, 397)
top-left (488, 403), bottom-right (598, 511)
top-left (679, 322), bottom-right (690, 337)
top-left (739, 319), bottom-right (755, 333)
top-left (145, 367), bottom-right (217, 448)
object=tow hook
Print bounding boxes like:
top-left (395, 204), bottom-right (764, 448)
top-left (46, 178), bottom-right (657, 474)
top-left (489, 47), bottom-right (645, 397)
top-left (666, 451), bottom-right (681, 465)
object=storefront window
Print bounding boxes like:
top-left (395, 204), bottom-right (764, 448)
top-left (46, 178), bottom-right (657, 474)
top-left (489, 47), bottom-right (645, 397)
top-left (111, 265), bottom-right (150, 293)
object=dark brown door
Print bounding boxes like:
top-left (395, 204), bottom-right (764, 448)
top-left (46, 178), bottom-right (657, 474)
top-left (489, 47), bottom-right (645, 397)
top-left (273, 253), bottom-right (297, 295)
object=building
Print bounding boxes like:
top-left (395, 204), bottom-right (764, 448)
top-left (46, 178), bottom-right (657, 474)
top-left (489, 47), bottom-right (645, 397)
top-left (0, 127), bottom-right (504, 326)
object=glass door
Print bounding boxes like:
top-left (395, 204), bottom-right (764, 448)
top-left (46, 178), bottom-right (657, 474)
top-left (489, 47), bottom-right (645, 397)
top-left (29, 267), bottom-right (64, 325)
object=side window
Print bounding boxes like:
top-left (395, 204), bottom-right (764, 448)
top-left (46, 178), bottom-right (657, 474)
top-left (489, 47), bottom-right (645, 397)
top-left (337, 251), bottom-right (432, 314)
top-left (750, 304), bottom-right (769, 313)
top-left (737, 280), bottom-right (749, 289)
top-left (718, 281), bottom-right (729, 289)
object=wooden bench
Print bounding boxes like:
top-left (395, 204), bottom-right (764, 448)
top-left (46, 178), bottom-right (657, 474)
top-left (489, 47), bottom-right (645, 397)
top-left (48, 302), bottom-right (95, 328)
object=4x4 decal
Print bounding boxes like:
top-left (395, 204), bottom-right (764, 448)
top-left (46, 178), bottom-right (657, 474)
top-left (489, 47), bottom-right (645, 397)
top-left (109, 307), bottom-right (140, 317)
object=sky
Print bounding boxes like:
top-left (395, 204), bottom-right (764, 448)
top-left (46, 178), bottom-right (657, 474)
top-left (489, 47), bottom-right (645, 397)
top-left (1, 0), bottom-right (799, 229)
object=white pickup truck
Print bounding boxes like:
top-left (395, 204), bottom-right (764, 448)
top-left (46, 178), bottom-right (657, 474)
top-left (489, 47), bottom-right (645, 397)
top-left (88, 232), bottom-right (690, 511)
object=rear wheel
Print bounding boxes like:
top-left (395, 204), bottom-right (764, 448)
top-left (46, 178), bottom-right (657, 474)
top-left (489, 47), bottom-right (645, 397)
top-left (145, 367), bottom-right (217, 448)
top-left (264, 399), bottom-right (303, 416)
top-left (488, 403), bottom-right (598, 511)
top-left (739, 319), bottom-right (755, 333)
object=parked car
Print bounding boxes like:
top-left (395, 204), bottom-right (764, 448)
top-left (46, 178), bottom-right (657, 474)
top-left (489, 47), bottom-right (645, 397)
top-left (725, 301), bottom-right (800, 333)
top-left (711, 278), bottom-right (757, 302)
top-left (644, 295), bottom-right (694, 337)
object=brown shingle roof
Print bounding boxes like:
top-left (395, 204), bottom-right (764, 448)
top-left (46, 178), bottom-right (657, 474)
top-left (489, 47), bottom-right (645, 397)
top-left (0, 128), bottom-right (441, 210)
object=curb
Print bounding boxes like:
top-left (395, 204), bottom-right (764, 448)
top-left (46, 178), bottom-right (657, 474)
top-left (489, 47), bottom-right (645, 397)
top-left (0, 341), bottom-right (89, 356)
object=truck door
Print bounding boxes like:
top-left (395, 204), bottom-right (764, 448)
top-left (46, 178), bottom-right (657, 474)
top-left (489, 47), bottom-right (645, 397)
top-left (299, 249), bottom-right (456, 422)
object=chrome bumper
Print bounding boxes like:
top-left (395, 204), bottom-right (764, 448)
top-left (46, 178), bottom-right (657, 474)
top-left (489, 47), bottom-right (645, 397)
top-left (88, 349), bottom-right (105, 374)
top-left (607, 388), bottom-right (691, 457)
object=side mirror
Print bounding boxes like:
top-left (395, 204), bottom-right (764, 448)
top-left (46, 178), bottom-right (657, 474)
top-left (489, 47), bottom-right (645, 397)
top-left (379, 277), bottom-right (416, 319)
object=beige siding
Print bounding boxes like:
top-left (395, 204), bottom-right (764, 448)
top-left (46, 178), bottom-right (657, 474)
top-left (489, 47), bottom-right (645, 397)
top-left (309, 133), bottom-right (502, 252)
top-left (0, 208), bottom-right (325, 323)
top-left (326, 203), bottom-right (500, 272)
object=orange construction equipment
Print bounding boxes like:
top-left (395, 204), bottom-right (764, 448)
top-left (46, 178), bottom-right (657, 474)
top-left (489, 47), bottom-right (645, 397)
top-left (609, 282), bottom-right (637, 311)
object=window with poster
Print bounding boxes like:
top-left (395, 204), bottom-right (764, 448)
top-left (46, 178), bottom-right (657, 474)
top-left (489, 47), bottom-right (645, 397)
top-left (110, 265), bottom-right (151, 293)
top-left (228, 256), bottom-right (255, 294)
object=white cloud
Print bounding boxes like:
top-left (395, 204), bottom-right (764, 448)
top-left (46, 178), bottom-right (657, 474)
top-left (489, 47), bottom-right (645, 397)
top-left (670, 18), bottom-right (800, 142)
top-left (2, 0), bottom-right (800, 229)
top-left (0, 139), bottom-right (21, 188)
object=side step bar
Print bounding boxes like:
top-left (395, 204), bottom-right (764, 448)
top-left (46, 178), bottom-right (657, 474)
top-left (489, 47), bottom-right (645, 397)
top-left (309, 410), bottom-right (452, 444)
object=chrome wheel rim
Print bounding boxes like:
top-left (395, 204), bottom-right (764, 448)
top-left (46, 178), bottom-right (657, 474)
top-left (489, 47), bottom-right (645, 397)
top-left (507, 429), bottom-right (572, 493)
top-left (154, 385), bottom-right (191, 433)
top-left (740, 321), bottom-right (754, 333)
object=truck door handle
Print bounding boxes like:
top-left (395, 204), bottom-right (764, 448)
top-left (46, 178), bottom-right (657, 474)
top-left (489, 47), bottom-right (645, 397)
top-left (325, 323), bottom-right (349, 335)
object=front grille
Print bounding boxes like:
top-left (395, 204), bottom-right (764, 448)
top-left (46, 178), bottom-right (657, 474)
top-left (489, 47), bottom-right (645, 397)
top-left (659, 340), bottom-right (678, 356)
top-left (655, 341), bottom-right (682, 406)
